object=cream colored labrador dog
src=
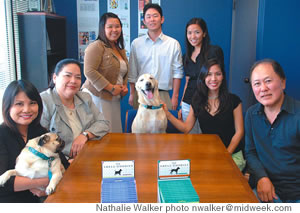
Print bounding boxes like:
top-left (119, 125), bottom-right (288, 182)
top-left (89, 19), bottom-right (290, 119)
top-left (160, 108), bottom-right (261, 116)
top-left (132, 74), bottom-right (167, 133)
top-left (0, 133), bottom-right (65, 195)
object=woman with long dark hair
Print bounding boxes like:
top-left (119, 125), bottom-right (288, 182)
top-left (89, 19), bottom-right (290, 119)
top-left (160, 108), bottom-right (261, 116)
top-left (82, 12), bottom-right (128, 132)
top-left (164, 59), bottom-right (245, 171)
top-left (179, 17), bottom-right (224, 134)
top-left (0, 80), bottom-right (49, 202)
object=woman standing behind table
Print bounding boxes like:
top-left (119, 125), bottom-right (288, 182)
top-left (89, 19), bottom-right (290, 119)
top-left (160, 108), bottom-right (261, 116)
top-left (163, 59), bottom-right (246, 171)
top-left (40, 58), bottom-right (109, 160)
top-left (82, 12), bottom-right (128, 133)
top-left (0, 80), bottom-right (51, 202)
top-left (180, 18), bottom-right (224, 133)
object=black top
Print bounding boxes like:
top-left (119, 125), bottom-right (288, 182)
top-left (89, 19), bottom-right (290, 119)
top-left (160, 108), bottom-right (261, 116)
top-left (192, 93), bottom-right (243, 153)
top-left (183, 45), bottom-right (224, 105)
top-left (0, 124), bottom-right (69, 203)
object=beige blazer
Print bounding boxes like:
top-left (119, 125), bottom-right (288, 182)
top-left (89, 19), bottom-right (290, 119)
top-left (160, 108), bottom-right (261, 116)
top-left (82, 40), bottom-right (128, 100)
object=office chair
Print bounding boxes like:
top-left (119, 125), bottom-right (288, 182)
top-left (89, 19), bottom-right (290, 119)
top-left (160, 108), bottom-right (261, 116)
top-left (124, 109), bottom-right (137, 133)
top-left (124, 109), bottom-right (181, 133)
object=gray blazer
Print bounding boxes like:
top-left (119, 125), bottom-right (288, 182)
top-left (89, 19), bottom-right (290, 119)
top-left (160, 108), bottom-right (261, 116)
top-left (40, 88), bottom-right (110, 156)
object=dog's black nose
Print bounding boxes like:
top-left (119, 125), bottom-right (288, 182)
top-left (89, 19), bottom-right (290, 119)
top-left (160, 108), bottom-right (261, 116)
top-left (146, 81), bottom-right (152, 89)
top-left (55, 138), bottom-right (65, 153)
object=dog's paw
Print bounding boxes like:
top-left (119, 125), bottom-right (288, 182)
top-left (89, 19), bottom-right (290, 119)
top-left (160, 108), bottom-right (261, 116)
top-left (0, 174), bottom-right (9, 186)
top-left (46, 186), bottom-right (55, 195)
top-left (0, 178), bottom-right (4, 186)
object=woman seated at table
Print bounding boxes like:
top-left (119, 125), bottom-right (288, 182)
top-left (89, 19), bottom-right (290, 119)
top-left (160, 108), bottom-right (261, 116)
top-left (0, 80), bottom-right (68, 202)
top-left (40, 58), bottom-right (110, 159)
top-left (163, 58), bottom-right (246, 171)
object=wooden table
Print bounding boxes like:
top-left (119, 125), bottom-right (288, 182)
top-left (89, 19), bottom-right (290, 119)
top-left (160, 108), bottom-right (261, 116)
top-left (45, 133), bottom-right (258, 203)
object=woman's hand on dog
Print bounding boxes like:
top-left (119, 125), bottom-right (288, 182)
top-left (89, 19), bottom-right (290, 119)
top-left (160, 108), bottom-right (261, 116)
top-left (162, 103), bottom-right (170, 117)
top-left (69, 134), bottom-right (88, 158)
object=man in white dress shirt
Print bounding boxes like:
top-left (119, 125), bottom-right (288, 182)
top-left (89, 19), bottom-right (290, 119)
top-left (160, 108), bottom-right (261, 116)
top-left (128, 3), bottom-right (184, 110)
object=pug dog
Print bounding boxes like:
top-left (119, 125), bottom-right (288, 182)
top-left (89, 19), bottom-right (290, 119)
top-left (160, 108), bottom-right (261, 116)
top-left (0, 133), bottom-right (65, 195)
top-left (132, 74), bottom-right (167, 133)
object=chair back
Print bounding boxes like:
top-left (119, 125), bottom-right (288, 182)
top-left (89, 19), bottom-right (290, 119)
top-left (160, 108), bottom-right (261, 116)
top-left (125, 109), bottom-right (138, 133)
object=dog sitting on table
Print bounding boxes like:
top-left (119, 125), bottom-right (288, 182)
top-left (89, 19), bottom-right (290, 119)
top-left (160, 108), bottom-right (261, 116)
top-left (132, 74), bottom-right (167, 133)
top-left (0, 133), bottom-right (65, 195)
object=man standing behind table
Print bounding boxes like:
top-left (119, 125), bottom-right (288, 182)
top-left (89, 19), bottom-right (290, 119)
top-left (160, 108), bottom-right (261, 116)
top-left (245, 59), bottom-right (300, 203)
top-left (128, 3), bottom-right (184, 110)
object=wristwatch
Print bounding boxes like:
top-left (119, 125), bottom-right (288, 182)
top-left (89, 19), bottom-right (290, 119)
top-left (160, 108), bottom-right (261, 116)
top-left (110, 86), bottom-right (115, 94)
top-left (81, 131), bottom-right (89, 140)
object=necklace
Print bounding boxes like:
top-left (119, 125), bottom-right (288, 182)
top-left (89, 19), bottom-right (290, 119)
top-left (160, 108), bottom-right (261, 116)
top-left (63, 105), bottom-right (75, 116)
top-left (208, 96), bottom-right (218, 100)
top-left (68, 108), bottom-right (75, 116)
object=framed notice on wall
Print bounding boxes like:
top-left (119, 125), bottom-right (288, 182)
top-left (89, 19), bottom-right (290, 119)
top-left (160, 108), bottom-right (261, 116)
top-left (77, 0), bottom-right (99, 63)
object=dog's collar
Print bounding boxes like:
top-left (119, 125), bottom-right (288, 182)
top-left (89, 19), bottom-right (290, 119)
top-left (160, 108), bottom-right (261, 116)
top-left (27, 146), bottom-right (54, 180)
top-left (141, 104), bottom-right (163, 110)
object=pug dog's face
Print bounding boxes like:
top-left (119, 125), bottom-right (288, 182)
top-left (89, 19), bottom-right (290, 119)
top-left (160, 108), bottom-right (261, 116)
top-left (38, 133), bottom-right (65, 153)
top-left (135, 74), bottom-right (158, 100)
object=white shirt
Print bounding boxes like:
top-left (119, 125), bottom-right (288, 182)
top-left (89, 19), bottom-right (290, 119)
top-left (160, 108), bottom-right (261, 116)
top-left (113, 59), bottom-right (127, 100)
top-left (128, 32), bottom-right (183, 90)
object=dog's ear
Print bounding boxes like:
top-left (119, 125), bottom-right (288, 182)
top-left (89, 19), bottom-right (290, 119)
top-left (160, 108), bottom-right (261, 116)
top-left (38, 134), bottom-right (50, 146)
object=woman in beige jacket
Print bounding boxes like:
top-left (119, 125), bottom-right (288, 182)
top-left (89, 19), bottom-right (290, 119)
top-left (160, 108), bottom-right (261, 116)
top-left (82, 13), bottom-right (128, 133)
